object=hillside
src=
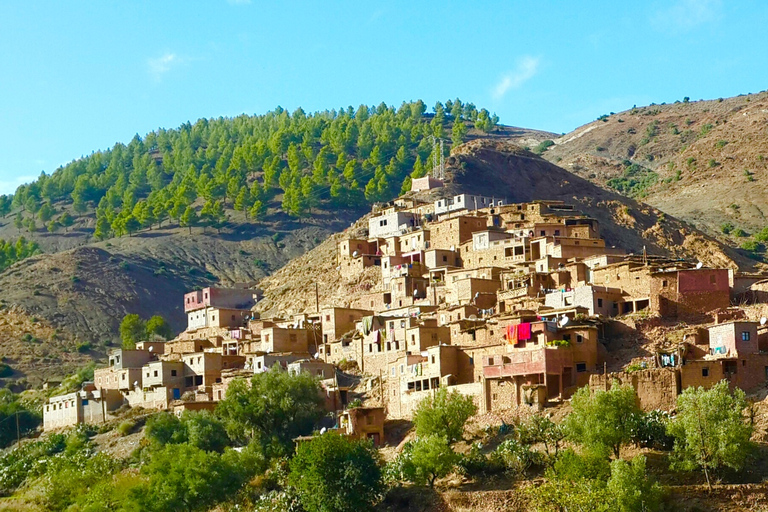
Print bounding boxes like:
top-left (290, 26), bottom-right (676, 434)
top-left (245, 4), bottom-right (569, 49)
top-left (543, 91), bottom-right (768, 252)
top-left (256, 139), bottom-right (750, 317)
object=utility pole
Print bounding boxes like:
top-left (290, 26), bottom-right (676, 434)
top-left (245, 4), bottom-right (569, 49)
top-left (439, 139), bottom-right (445, 179)
top-left (315, 283), bottom-right (319, 313)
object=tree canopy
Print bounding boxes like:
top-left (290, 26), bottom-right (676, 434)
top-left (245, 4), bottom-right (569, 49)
top-left (412, 387), bottom-right (477, 444)
top-left (215, 365), bottom-right (325, 455)
top-left (564, 382), bottom-right (641, 459)
top-left (288, 433), bottom-right (383, 512)
top-left (668, 380), bottom-right (753, 489)
top-left (4, 100), bottom-right (499, 241)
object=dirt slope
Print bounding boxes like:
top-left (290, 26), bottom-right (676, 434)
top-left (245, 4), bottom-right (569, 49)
top-left (544, 91), bottom-right (768, 242)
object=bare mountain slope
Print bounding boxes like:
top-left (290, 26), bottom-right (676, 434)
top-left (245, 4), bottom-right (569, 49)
top-left (544, 91), bottom-right (768, 244)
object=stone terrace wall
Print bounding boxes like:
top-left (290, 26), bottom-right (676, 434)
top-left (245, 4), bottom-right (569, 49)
top-left (590, 368), bottom-right (680, 411)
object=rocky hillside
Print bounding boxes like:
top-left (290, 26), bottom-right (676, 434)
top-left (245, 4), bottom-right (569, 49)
top-left (543, 91), bottom-right (768, 248)
top-left (256, 140), bottom-right (751, 318)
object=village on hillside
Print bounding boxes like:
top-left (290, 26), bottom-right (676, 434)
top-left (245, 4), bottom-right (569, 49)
top-left (43, 175), bottom-right (768, 442)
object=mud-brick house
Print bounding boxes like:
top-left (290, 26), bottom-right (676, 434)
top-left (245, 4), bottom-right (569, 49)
top-left (386, 345), bottom-right (482, 419)
top-left (320, 307), bottom-right (373, 344)
top-left (43, 383), bottom-right (122, 430)
top-left (481, 321), bottom-right (601, 412)
top-left (338, 407), bottom-right (386, 446)
top-left (681, 321), bottom-right (768, 391)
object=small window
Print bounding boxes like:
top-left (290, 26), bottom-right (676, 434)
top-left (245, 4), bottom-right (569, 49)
top-left (742, 331), bottom-right (751, 341)
top-left (391, 367), bottom-right (396, 376)
top-left (597, 298), bottom-right (603, 307)
top-left (431, 355), bottom-right (436, 364)
top-left (576, 334), bottom-right (583, 343)
top-left (662, 280), bottom-right (668, 288)
top-left (171, 370), bottom-right (177, 377)
top-left (576, 362), bottom-right (587, 372)
top-left (488, 357), bottom-right (494, 365)
top-left (702, 367), bottom-right (709, 377)
top-left (154, 370), bottom-right (158, 377)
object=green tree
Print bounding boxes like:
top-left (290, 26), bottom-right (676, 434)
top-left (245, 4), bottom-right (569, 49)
top-left (119, 314), bottom-right (146, 349)
top-left (145, 315), bottom-right (173, 340)
top-left (668, 380), bottom-right (753, 490)
top-left (37, 201), bottom-right (55, 223)
top-left (606, 455), bottom-right (664, 512)
top-left (58, 212), bottom-right (74, 230)
top-left (179, 206), bottom-right (198, 234)
top-left (401, 435), bottom-right (458, 488)
top-left (288, 433), bottom-right (383, 512)
top-left (134, 443), bottom-right (246, 512)
top-left (94, 215), bottom-right (113, 240)
top-left (564, 383), bottom-right (641, 459)
top-left (183, 411), bottom-right (230, 453)
top-left (216, 365), bottom-right (324, 455)
top-left (412, 387), bottom-right (477, 444)
top-left (249, 200), bottom-right (266, 221)
top-left (451, 119), bottom-right (468, 146)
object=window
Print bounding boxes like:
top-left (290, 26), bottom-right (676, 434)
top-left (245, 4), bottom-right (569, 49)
top-left (702, 367), bottom-right (709, 377)
top-left (82, 399), bottom-right (88, 406)
top-left (325, 315), bottom-right (331, 321)
top-left (597, 298), bottom-right (603, 308)
top-left (488, 357), bottom-right (494, 365)
top-left (742, 331), bottom-right (751, 341)
top-left (576, 362), bottom-right (587, 372)
top-left (540, 231), bottom-right (546, 236)
top-left (154, 370), bottom-right (158, 377)
top-left (431, 355), bottom-right (436, 364)
top-left (554, 230), bottom-right (560, 236)
top-left (662, 280), bottom-right (668, 288)
top-left (576, 334), bottom-right (583, 344)
top-left (400, 320), bottom-right (406, 328)
top-left (171, 370), bottom-right (177, 376)
top-left (400, 364), bottom-right (404, 374)
top-left (391, 367), bottom-right (396, 376)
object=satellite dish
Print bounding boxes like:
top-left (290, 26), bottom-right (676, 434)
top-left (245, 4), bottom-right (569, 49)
top-left (320, 427), bottom-right (327, 434)
top-left (148, 346), bottom-right (154, 352)
top-left (696, 262), bottom-right (704, 269)
top-left (761, 317), bottom-right (768, 326)
top-left (558, 316), bottom-right (570, 327)
top-left (313, 352), bottom-right (319, 359)
top-left (133, 381), bottom-right (138, 387)
top-left (352, 250), bottom-right (359, 258)
top-left (474, 292), bottom-right (480, 299)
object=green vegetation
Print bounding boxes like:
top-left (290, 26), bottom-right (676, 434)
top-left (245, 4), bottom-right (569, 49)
top-left (754, 227), bottom-right (768, 242)
top-left (639, 120), bottom-right (658, 145)
top-left (715, 139), bottom-right (728, 148)
top-left (564, 382), bottom-right (640, 459)
top-left (5, 99), bottom-right (499, 240)
top-left (119, 313), bottom-right (174, 348)
top-left (669, 381), bottom-right (753, 490)
top-left (606, 162), bottom-right (658, 198)
top-left (412, 387), bottom-right (477, 444)
top-left (0, 237), bottom-right (39, 273)
top-left (288, 432), bottom-right (383, 511)
top-left (216, 364), bottom-right (325, 455)
top-left (699, 123), bottom-right (714, 137)
top-left (0, 389), bottom-right (40, 448)
top-left (533, 139), bottom-right (555, 155)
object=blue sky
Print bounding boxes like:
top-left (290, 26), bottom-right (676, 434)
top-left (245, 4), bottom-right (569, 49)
top-left (1, 0), bottom-right (766, 194)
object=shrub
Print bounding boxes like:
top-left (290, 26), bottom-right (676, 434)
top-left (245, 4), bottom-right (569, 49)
top-left (117, 420), bottom-right (135, 436)
top-left (533, 140), bottom-right (555, 155)
top-left (628, 410), bottom-right (673, 450)
top-left (721, 222), bottom-right (734, 234)
top-left (490, 438), bottom-right (541, 476)
top-left (289, 433), bottom-right (383, 512)
top-left (741, 240), bottom-right (763, 252)
top-left (398, 435), bottom-right (458, 488)
top-left (75, 342), bottom-right (91, 353)
top-left (412, 387), bottom-right (477, 444)
top-left (732, 228), bottom-right (747, 237)
top-left (754, 227), bottom-right (768, 242)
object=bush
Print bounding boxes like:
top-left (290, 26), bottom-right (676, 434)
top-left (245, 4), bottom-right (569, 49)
top-left (75, 342), bottom-right (91, 353)
top-left (628, 410), bottom-right (673, 450)
top-left (117, 420), bottom-right (136, 436)
top-left (288, 433), bottom-right (383, 512)
top-left (412, 387), bottom-right (477, 444)
top-left (741, 240), bottom-right (764, 252)
top-left (457, 442), bottom-right (505, 477)
top-left (533, 140), bottom-right (555, 155)
top-left (0, 363), bottom-right (12, 378)
top-left (397, 435), bottom-right (458, 488)
top-left (721, 222), bottom-right (734, 234)
top-left (754, 227), bottom-right (768, 242)
top-left (490, 438), bottom-right (541, 476)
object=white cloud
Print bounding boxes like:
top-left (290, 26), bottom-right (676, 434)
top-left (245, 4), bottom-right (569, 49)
top-left (0, 175), bottom-right (35, 195)
top-left (652, 0), bottom-right (721, 30)
top-left (148, 52), bottom-right (184, 81)
top-left (492, 56), bottom-right (540, 100)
